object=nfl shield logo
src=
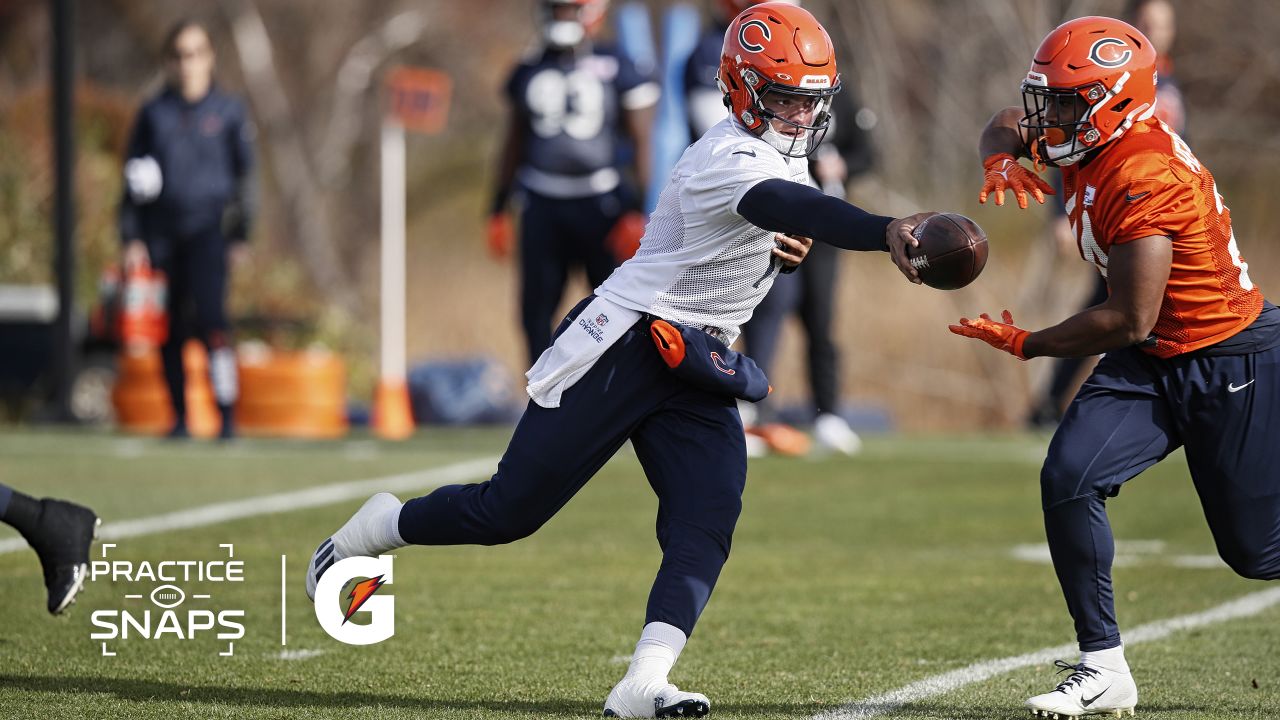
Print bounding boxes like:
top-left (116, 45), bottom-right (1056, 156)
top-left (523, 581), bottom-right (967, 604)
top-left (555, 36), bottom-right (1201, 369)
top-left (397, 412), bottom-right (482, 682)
top-left (595, 314), bottom-right (609, 327)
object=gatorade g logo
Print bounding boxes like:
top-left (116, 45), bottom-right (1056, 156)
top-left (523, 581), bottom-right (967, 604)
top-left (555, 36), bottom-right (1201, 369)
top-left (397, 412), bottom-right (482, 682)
top-left (1088, 38), bottom-right (1132, 69)
top-left (315, 555), bottom-right (394, 646)
top-left (738, 19), bottom-right (771, 53)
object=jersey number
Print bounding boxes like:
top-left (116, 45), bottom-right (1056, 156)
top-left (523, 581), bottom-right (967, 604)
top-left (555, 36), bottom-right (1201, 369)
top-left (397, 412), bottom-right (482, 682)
top-left (527, 69), bottom-right (605, 140)
top-left (1076, 211), bottom-right (1109, 278)
top-left (1210, 180), bottom-right (1254, 292)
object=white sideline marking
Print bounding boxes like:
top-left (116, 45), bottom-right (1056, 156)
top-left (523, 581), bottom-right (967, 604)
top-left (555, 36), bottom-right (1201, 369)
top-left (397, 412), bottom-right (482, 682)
top-left (1011, 541), bottom-right (1227, 570)
top-left (0, 456), bottom-right (498, 556)
top-left (274, 649), bottom-right (326, 661)
top-left (814, 585), bottom-right (1280, 720)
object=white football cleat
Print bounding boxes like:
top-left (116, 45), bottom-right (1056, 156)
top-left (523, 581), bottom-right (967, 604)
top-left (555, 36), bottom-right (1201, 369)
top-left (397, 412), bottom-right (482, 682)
top-left (1026, 660), bottom-right (1137, 718)
top-left (603, 677), bottom-right (710, 718)
top-left (813, 413), bottom-right (862, 456)
top-left (305, 492), bottom-right (404, 601)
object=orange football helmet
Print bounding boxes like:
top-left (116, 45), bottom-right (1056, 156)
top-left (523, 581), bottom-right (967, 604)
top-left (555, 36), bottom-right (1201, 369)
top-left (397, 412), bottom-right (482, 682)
top-left (717, 2), bottom-right (838, 157)
top-left (1020, 16), bottom-right (1158, 166)
top-left (541, 0), bottom-right (609, 49)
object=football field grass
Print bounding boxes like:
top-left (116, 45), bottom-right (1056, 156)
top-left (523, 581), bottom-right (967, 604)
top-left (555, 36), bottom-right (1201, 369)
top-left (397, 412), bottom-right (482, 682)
top-left (0, 428), bottom-right (1275, 719)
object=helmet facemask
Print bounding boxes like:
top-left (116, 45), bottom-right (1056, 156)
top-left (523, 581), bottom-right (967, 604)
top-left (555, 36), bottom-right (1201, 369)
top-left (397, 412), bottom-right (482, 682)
top-left (1019, 80), bottom-right (1112, 167)
top-left (735, 71), bottom-right (838, 158)
top-left (1018, 69), bottom-right (1155, 168)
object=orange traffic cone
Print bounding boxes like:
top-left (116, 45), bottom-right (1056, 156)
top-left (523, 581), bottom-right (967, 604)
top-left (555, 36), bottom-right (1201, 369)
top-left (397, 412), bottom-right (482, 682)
top-left (373, 377), bottom-right (414, 440)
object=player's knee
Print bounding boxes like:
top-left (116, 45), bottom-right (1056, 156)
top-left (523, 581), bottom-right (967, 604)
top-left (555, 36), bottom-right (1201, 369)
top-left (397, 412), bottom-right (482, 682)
top-left (477, 495), bottom-right (552, 545)
top-left (1039, 462), bottom-right (1083, 509)
top-left (486, 515), bottom-right (547, 545)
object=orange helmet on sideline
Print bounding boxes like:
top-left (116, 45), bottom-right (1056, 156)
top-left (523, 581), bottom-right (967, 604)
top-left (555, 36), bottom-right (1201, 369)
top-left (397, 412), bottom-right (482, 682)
top-left (717, 2), bottom-right (838, 157)
top-left (1020, 16), bottom-right (1158, 166)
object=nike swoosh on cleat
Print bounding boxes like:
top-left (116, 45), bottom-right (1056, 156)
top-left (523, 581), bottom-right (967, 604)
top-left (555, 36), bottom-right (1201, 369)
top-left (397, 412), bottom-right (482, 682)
top-left (1081, 686), bottom-right (1111, 707)
top-left (1228, 379), bottom-right (1255, 393)
top-left (1125, 190), bottom-right (1150, 202)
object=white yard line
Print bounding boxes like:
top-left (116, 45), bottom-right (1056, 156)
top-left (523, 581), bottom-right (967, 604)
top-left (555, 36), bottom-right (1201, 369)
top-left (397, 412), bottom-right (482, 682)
top-left (814, 585), bottom-right (1280, 720)
top-left (0, 456), bottom-right (498, 555)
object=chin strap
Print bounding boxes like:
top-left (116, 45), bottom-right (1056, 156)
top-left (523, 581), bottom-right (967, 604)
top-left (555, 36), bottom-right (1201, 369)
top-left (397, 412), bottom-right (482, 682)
top-left (1028, 139), bottom-right (1049, 172)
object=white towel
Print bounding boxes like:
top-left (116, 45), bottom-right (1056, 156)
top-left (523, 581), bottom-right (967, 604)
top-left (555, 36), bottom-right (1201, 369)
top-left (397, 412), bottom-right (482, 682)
top-left (526, 296), bottom-right (642, 409)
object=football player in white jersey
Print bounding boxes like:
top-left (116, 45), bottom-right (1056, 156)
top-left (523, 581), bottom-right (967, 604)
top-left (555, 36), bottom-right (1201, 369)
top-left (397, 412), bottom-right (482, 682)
top-left (307, 4), bottom-right (936, 717)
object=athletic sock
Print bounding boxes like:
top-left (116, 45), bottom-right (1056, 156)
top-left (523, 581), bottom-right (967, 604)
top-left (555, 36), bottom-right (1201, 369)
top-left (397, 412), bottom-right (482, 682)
top-left (335, 495), bottom-right (407, 557)
top-left (0, 488), bottom-right (41, 538)
top-left (623, 621), bottom-right (687, 683)
top-left (1081, 644), bottom-right (1130, 673)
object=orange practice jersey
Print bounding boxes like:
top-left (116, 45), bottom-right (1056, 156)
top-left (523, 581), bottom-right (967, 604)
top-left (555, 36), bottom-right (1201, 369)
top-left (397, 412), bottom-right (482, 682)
top-left (1062, 117), bottom-right (1262, 358)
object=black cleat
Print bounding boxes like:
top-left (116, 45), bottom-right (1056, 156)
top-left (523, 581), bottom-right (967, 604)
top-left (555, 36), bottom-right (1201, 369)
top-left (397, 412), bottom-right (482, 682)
top-left (23, 499), bottom-right (100, 614)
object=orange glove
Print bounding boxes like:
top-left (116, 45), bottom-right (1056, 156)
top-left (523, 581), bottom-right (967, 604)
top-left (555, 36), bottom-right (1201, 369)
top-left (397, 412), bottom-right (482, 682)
top-left (979, 153), bottom-right (1054, 209)
top-left (607, 211), bottom-right (646, 263)
top-left (949, 309), bottom-right (1030, 360)
top-left (487, 213), bottom-right (514, 259)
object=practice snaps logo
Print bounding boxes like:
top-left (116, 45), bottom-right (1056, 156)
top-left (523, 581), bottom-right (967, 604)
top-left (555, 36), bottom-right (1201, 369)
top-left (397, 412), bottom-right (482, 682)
top-left (314, 555), bottom-right (395, 646)
top-left (89, 543), bottom-right (246, 657)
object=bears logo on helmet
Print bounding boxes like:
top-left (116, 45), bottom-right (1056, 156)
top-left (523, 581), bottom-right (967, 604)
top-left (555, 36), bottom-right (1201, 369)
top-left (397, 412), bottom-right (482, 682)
top-left (1087, 38), bottom-right (1133, 69)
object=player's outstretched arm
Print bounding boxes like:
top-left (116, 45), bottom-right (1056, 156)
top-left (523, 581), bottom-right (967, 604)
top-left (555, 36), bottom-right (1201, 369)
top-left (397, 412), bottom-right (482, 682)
top-left (977, 107), bottom-right (1054, 209)
top-left (737, 179), bottom-right (938, 283)
top-left (951, 236), bottom-right (1171, 359)
top-left (486, 111), bottom-right (526, 260)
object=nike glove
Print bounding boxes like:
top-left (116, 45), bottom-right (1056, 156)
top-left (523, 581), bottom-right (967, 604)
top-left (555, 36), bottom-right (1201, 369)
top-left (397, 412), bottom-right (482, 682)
top-left (949, 309), bottom-right (1030, 360)
top-left (979, 153), bottom-right (1054, 209)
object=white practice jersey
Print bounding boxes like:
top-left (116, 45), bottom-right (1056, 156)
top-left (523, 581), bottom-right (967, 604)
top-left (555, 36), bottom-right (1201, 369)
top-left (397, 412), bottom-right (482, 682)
top-left (594, 117), bottom-right (810, 344)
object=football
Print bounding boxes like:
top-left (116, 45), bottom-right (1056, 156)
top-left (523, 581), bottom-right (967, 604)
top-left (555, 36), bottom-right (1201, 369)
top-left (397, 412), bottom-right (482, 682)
top-left (907, 213), bottom-right (989, 290)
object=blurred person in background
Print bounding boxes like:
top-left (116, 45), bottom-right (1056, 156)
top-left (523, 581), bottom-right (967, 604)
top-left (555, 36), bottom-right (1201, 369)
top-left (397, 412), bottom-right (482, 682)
top-left (118, 19), bottom-right (255, 440)
top-left (1027, 0), bottom-right (1185, 428)
top-left (488, 0), bottom-right (659, 365)
top-left (686, 0), bottom-right (874, 456)
top-left (0, 483), bottom-right (98, 614)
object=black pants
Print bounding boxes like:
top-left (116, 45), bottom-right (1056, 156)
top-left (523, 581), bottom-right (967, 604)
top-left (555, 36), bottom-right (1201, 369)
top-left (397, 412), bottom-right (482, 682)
top-left (742, 240), bottom-right (842, 417)
top-left (519, 190), bottom-right (624, 365)
top-left (148, 228), bottom-right (231, 423)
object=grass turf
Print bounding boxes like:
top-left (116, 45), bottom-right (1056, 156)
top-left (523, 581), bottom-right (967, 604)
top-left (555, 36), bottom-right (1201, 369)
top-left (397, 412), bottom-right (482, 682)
top-left (0, 429), bottom-right (1275, 719)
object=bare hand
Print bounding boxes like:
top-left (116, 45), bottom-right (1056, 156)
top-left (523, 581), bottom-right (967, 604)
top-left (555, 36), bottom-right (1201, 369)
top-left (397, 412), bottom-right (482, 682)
top-left (772, 233), bottom-right (812, 269)
top-left (885, 212), bottom-right (939, 285)
top-left (124, 240), bottom-right (149, 273)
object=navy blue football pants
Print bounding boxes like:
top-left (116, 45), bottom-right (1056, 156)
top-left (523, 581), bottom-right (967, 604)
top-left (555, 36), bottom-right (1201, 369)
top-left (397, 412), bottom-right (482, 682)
top-left (519, 190), bottom-right (624, 366)
top-left (743, 240), bottom-right (842, 418)
top-left (148, 229), bottom-right (232, 423)
top-left (1042, 343), bottom-right (1280, 651)
top-left (398, 299), bottom-right (747, 636)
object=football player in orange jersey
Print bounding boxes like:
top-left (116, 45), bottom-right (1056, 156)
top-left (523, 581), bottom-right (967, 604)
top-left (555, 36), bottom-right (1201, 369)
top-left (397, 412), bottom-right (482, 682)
top-left (955, 16), bottom-right (1280, 719)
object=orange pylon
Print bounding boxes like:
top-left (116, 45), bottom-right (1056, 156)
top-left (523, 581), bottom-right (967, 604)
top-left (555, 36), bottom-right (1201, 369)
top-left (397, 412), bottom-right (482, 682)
top-left (373, 377), bottom-right (414, 440)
